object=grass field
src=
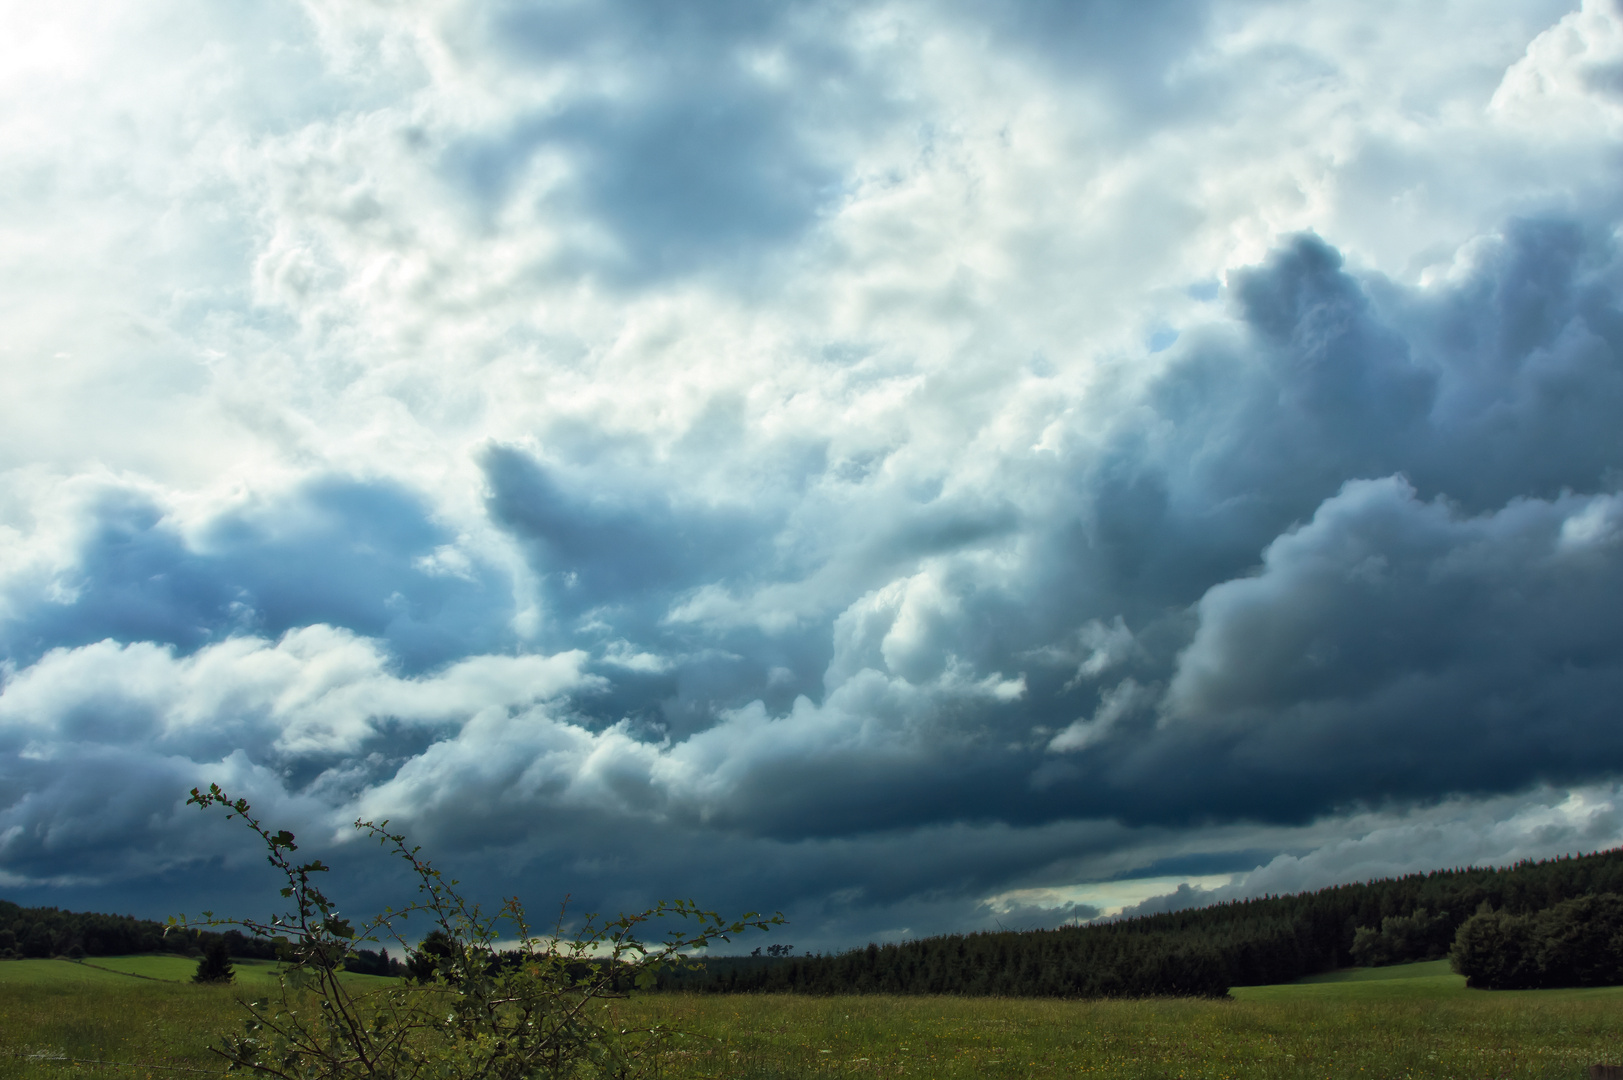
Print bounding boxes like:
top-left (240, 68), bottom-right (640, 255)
top-left (0, 954), bottom-right (287, 988)
top-left (3, 956), bottom-right (1622, 1079)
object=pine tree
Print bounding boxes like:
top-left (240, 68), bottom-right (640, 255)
top-left (193, 937), bottom-right (235, 984)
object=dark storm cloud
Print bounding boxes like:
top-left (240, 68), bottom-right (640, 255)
top-left (1076, 225), bottom-right (1592, 618)
top-left (0, 476), bottom-right (512, 672)
top-left (1166, 479), bottom-right (1623, 778)
top-left (452, 218), bottom-right (1623, 844)
top-left (484, 444), bottom-right (766, 616)
top-left (482, 443), bottom-right (834, 731)
top-left (481, 441), bottom-right (1022, 733)
top-left (1010, 222), bottom-right (1621, 659)
top-left (1057, 479), bottom-right (1623, 825)
top-left (1023, 220), bottom-right (1623, 824)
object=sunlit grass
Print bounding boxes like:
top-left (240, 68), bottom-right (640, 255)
top-left (614, 974), bottom-right (1623, 1080)
top-left (3, 958), bottom-right (1622, 1078)
top-left (65, 954), bottom-right (284, 986)
top-left (0, 962), bottom-right (236, 1080)
top-left (0, 956), bottom-right (396, 1080)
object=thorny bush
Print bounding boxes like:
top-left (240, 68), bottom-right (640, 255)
top-left (174, 784), bottom-right (782, 1079)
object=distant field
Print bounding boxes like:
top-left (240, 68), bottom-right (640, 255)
top-left (0, 954), bottom-right (286, 988)
top-left (0, 954), bottom-right (378, 988)
top-left (1291, 958), bottom-right (1459, 983)
top-left (4, 957), bottom-right (1623, 1078)
top-left (1233, 957), bottom-right (1470, 1002)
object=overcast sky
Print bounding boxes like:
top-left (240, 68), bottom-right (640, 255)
top-left (5, 0), bottom-right (1623, 949)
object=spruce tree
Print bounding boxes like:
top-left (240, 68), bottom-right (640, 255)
top-left (194, 937), bottom-right (235, 984)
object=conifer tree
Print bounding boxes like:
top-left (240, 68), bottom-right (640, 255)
top-left (193, 937), bottom-right (235, 984)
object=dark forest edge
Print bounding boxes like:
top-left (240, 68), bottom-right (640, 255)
top-left (0, 900), bottom-right (404, 977)
top-left (653, 848), bottom-right (1623, 997)
top-left (8, 846), bottom-right (1623, 997)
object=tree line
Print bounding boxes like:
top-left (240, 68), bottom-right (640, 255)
top-left (0, 898), bottom-right (401, 975)
top-left (10, 845), bottom-right (1623, 996)
top-left (0, 900), bottom-right (268, 961)
top-left (658, 846), bottom-right (1623, 997)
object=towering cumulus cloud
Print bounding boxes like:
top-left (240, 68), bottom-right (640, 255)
top-left (4, 0), bottom-right (1623, 942)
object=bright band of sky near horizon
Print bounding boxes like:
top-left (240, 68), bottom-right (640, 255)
top-left (4, 0), bottom-right (1623, 945)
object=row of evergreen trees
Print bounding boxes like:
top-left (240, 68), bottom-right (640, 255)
top-left (0, 895), bottom-right (408, 978)
top-left (0, 900), bottom-right (279, 962)
top-left (10, 846), bottom-right (1623, 996)
top-left (660, 847), bottom-right (1623, 998)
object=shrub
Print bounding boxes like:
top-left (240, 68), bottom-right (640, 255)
top-left (1451, 905), bottom-right (1540, 989)
top-left (1451, 894), bottom-right (1623, 990)
top-left (176, 784), bottom-right (779, 1079)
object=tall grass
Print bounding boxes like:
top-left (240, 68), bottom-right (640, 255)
top-left (1, 967), bottom-right (234, 1080)
top-left (611, 978), bottom-right (1623, 1080)
top-left (4, 957), bottom-right (1622, 1079)
top-left (0, 957), bottom-right (390, 1080)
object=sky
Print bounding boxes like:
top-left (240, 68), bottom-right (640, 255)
top-left (4, 0), bottom-right (1623, 950)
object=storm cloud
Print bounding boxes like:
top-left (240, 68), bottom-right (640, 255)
top-left (4, 0), bottom-right (1623, 946)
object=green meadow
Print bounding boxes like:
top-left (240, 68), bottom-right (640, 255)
top-left (4, 956), bottom-right (1622, 1079)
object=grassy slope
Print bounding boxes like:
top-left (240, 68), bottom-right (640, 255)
top-left (1293, 958), bottom-right (1458, 983)
top-left (1, 962), bottom-right (248, 1080)
top-left (4, 959), bottom-right (1622, 1079)
top-left (0, 957), bottom-right (397, 1080)
top-left (0, 954), bottom-right (363, 987)
top-left (1234, 958), bottom-right (1469, 1003)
